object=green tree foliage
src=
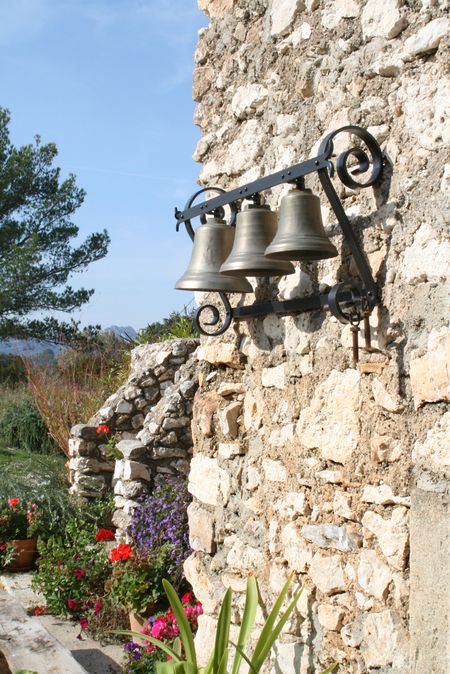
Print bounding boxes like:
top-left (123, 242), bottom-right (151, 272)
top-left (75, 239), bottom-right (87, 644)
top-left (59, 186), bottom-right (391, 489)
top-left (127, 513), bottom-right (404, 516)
top-left (137, 310), bottom-right (199, 344)
top-left (0, 107), bottom-right (110, 343)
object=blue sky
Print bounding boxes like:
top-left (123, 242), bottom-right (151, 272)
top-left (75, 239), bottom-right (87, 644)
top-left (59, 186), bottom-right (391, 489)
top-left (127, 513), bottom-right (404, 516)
top-left (1, 0), bottom-right (206, 331)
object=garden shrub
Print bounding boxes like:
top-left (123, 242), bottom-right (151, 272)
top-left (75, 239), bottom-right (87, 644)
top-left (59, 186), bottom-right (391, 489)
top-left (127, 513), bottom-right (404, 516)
top-left (0, 394), bottom-right (56, 454)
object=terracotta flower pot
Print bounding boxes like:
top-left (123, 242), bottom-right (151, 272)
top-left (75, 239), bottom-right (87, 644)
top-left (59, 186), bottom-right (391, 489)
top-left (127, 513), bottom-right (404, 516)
top-left (129, 602), bottom-right (156, 633)
top-left (8, 538), bottom-right (37, 572)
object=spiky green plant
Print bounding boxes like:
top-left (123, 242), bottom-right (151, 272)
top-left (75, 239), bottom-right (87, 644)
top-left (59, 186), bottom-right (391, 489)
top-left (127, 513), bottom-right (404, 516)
top-left (118, 575), bottom-right (337, 673)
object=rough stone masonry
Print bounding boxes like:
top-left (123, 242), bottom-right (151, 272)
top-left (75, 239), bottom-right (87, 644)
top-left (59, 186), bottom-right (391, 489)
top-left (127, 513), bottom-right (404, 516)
top-left (184, 1), bottom-right (450, 673)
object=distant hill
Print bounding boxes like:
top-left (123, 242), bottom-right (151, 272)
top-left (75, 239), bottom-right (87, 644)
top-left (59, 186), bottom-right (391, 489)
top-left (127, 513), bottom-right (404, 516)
top-left (0, 326), bottom-right (137, 356)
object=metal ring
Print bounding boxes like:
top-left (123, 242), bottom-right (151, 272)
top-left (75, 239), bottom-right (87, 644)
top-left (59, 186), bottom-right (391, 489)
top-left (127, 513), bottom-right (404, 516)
top-left (318, 126), bottom-right (384, 189)
top-left (179, 187), bottom-right (239, 242)
top-left (328, 282), bottom-right (362, 324)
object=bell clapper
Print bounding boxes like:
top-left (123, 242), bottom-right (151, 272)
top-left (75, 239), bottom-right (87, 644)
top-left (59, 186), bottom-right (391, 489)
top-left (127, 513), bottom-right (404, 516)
top-left (350, 314), bottom-right (361, 368)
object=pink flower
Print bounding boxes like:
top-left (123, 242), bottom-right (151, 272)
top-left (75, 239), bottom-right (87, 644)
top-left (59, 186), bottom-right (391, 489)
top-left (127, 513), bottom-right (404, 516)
top-left (151, 618), bottom-right (167, 639)
top-left (79, 618), bottom-right (89, 630)
top-left (68, 598), bottom-right (78, 610)
top-left (94, 597), bottom-right (103, 615)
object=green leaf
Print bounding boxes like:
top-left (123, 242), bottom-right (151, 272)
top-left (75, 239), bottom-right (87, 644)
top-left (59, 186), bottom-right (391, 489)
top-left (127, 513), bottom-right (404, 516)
top-left (156, 663), bottom-right (175, 674)
top-left (231, 575), bottom-right (258, 674)
top-left (251, 585), bottom-right (304, 672)
top-left (250, 572), bottom-right (294, 667)
top-left (320, 665), bottom-right (338, 673)
top-left (217, 647), bottom-right (229, 674)
top-left (213, 587), bottom-right (232, 673)
top-left (163, 579), bottom-right (197, 667)
top-left (114, 630), bottom-right (182, 662)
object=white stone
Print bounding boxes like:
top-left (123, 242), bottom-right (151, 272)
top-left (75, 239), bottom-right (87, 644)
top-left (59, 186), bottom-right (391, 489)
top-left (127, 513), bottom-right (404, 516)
top-left (371, 378), bottom-right (404, 413)
top-left (246, 465), bottom-right (261, 491)
top-left (122, 460), bottom-right (150, 482)
top-left (397, 76), bottom-right (450, 151)
top-left (361, 610), bottom-right (408, 669)
top-left (218, 401), bottom-right (242, 439)
top-left (361, 0), bottom-right (407, 39)
top-left (188, 502), bottom-right (215, 553)
top-left (274, 491), bottom-right (307, 519)
top-left (281, 522), bottom-right (313, 573)
top-left (224, 120), bottom-right (265, 175)
top-left (317, 604), bottom-right (345, 631)
top-left (317, 469), bottom-right (344, 484)
top-left (362, 507), bottom-right (409, 570)
top-left (296, 369), bottom-right (360, 464)
top-left (321, 0), bottom-right (360, 30)
top-left (401, 223), bottom-right (450, 282)
top-left (217, 382), bottom-right (245, 396)
top-left (410, 326), bottom-right (450, 409)
top-left (218, 442), bottom-right (242, 458)
top-left (268, 423), bottom-right (294, 447)
top-left (309, 552), bottom-right (346, 595)
top-left (184, 555), bottom-right (217, 615)
top-left (370, 433), bottom-right (403, 462)
top-left (403, 17), bottom-right (449, 58)
top-left (262, 458), bottom-right (287, 482)
top-left (270, 0), bottom-right (304, 37)
top-left (362, 484), bottom-right (410, 506)
top-left (226, 538), bottom-right (265, 571)
top-left (261, 364), bottom-right (286, 389)
top-left (231, 84), bottom-right (269, 120)
top-left (188, 455), bottom-right (231, 506)
top-left (196, 342), bottom-right (241, 368)
top-left (194, 614), bottom-right (217, 668)
top-left (412, 411), bottom-right (450, 474)
top-left (115, 399), bottom-right (133, 414)
top-left (243, 390), bottom-right (264, 431)
top-left (357, 549), bottom-right (393, 599)
top-left (333, 491), bottom-right (353, 519)
top-left (278, 267), bottom-right (313, 299)
top-left (301, 524), bottom-right (361, 551)
top-left (270, 642), bottom-right (310, 674)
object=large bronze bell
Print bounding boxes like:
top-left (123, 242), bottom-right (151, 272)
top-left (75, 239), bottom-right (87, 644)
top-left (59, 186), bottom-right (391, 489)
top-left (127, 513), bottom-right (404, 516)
top-left (175, 217), bottom-right (253, 293)
top-left (265, 187), bottom-right (338, 261)
top-left (220, 205), bottom-right (295, 277)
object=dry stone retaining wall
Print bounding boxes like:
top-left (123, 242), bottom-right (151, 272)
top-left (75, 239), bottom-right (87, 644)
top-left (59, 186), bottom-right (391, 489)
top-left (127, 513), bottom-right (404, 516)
top-left (184, 1), bottom-right (450, 673)
top-left (69, 339), bottom-right (199, 531)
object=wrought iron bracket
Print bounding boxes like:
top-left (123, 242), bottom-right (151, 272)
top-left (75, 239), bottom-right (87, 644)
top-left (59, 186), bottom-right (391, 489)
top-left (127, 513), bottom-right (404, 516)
top-left (174, 125), bottom-right (386, 336)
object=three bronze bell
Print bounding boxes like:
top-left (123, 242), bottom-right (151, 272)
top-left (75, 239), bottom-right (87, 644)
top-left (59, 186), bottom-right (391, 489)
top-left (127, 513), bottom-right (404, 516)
top-left (175, 186), bottom-right (338, 292)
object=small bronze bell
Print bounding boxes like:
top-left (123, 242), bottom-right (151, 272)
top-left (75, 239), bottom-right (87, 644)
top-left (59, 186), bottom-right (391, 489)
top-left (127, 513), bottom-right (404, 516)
top-left (175, 217), bottom-right (253, 293)
top-left (220, 204), bottom-right (295, 277)
top-left (265, 187), bottom-right (338, 261)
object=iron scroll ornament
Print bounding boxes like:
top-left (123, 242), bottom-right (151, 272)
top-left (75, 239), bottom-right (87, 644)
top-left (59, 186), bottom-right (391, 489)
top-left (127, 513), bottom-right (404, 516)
top-left (174, 125), bottom-right (386, 336)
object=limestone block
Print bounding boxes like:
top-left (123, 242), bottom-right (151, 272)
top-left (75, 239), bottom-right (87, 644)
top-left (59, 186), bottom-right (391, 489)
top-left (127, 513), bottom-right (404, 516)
top-left (180, 379), bottom-right (197, 399)
top-left (117, 439), bottom-right (147, 460)
top-left (97, 406), bottom-right (115, 421)
top-left (193, 391), bottom-right (219, 437)
top-left (69, 457), bottom-right (113, 474)
top-left (74, 474), bottom-right (106, 490)
top-left (270, 0), bottom-right (304, 36)
top-left (70, 424), bottom-right (99, 440)
top-left (112, 508), bottom-right (132, 530)
top-left (162, 416), bottom-right (191, 431)
top-left (361, 0), bottom-right (407, 39)
top-left (403, 17), bottom-right (449, 58)
top-left (217, 382), bottom-right (245, 396)
top-left (226, 538), bottom-right (265, 571)
top-left (131, 414), bottom-right (144, 429)
top-left (281, 522), bottom-right (313, 572)
top-left (397, 77), bottom-right (450, 151)
top-left (246, 465), bottom-right (261, 491)
top-left (115, 399), bottom-right (133, 415)
top-left (301, 524), bottom-right (361, 551)
top-left (274, 492), bottom-right (307, 519)
top-left (270, 642), bottom-right (311, 674)
top-left (370, 433), bottom-right (403, 462)
top-left (296, 369), bottom-right (360, 464)
top-left (196, 342), bottom-right (241, 368)
top-left (362, 484), bottom-right (410, 506)
top-left (188, 455), bottom-right (231, 506)
top-left (371, 378), bottom-right (404, 413)
top-left (123, 385), bottom-right (141, 400)
top-left (243, 390), bottom-right (264, 430)
top-left (321, 0), bottom-right (360, 30)
top-left (317, 469), bottom-right (344, 484)
top-left (262, 458), bottom-right (287, 482)
top-left (261, 364), bottom-right (286, 389)
top-left (68, 437), bottom-right (96, 457)
top-left (218, 442), bottom-right (242, 458)
top-left (231, 84), bottom-right (268, 120)
top-left (317, 604), bottom-right (345, 631)
top-left (197, 0), bottom-right (235, 19)
top-left (309, 552), bottom-right (346, 594)
top-left (184, 554), bottom-right (218, 615)
top-left (122, 460), bottom-right (150, 482)
top-left (412, 411), bottom-right (450, 475)
top-left (152, 447), bottom-right (186, 459)
top-left (188, 502), bottom-right (215, 553)
top-left (361, 610), bottom-right (408, 669)
top-left (333, 491), bottom-right (353, 520)
top-left (268, 423), bottom-right (294, 447)
top-left (357, 549), bottom-right (393, 599)
top-left (113, 460), bottom-right (124, 480)
top-left (114, 480), bottom-right (147, 500)
top-left (218, 401), bottom-right (242, 438)
top-left (362, 507), bottom-right (409, 570)
top-left (341, 617), bottom-right (364, 647)
top-left (409, 326), bottom-right (450, 409)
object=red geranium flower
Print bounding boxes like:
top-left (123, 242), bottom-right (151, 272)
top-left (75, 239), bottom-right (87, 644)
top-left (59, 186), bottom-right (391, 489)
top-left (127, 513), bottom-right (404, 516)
top-left (181, 592), bottom-right (194, 604)
top-left (34, 606), bottom-right (45, 616)
top-left (8, 497), bottom-right (20, 508)
top-left (110, 543), bottom-right (133, 562)
top-left (74, 568), bottom-right (86, 580)
top-left (96, 424), bottom-right (110, 435)
top-left (94, 597), bottom-right (103, 615)
top-left (95, 528), bottom-right (115, 542)
top-left (68, 598), bottom-right (79, 610)
top-left (79, 618), bottom-right (89, 629)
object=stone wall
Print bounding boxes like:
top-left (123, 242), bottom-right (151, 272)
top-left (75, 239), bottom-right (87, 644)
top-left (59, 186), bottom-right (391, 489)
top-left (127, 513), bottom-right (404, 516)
top-left (184, 1), bottom-right (450, 672)
top-left (69, 339), bottom-right (199, 531)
